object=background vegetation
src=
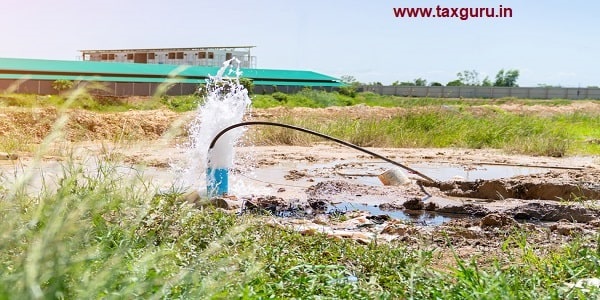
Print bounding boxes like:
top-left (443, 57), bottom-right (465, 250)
top-left (1, 90), bottom-right (599, 156)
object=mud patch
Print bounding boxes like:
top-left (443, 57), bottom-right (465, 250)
top-left (504, 202), bottom-right (600, 222)
top-left (284, 170), bottom-right (308, 181)
top-left (436, 203), bottom-right (491, 216)
top-left (403, 198), bottom-right (425, 210)
top-left (425, 167), bottom-right (600, 201)
top-left (242, 195), bottom-right (298, 216)
top-left (479, 213), bottom-right (518, 228)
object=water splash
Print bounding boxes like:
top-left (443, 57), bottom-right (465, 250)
top-left (175, 59), bottom-right (251, 195)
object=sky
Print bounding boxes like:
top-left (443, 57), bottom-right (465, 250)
top-left (1, 0), bottom-right (599, 87)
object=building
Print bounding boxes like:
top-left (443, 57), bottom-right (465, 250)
top-left (0, 57), bottom-right (343, 96)
top-left (80, 46), bottom-right (257, 68)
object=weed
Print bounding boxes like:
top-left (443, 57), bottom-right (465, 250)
top-left (249, 108), bottom-right (595, 156)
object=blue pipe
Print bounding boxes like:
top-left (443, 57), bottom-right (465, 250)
top-left (207, 167), bottom-right (229, 197)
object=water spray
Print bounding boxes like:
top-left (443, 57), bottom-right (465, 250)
top-left (207, 121), bottom-right (438, 197)
top-left (185, 58), bottom-right (250, 198)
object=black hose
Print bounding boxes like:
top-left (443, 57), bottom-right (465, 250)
top-left (208, 121), bottom-right (437, 183)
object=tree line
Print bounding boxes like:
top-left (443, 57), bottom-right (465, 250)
top-left (341, 69), bottom-right (520, 88)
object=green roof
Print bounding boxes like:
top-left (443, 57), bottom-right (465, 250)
top-left (0, 57), bottom-right (341, 86)
top-left (0, 74), bottom-right (204, 84)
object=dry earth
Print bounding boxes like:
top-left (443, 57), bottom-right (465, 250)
top-left (1, 102), bottom-right (599, 264)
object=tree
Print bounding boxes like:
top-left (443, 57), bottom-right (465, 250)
top-left (392, 81), bottom-right (415, 86)
top-left (446, 80), bottom-right (463, 86)
top-left (340, 75), bottom-right (361, 87)
top-left (494, 69), bottom-right (520, 87)
top-left (52, 79), bottom-right (73, 94)
top-left (391, 78), bottom-right (427, 86)
top-left (339, 75), bottom-right (361, 97)
top-left (456, 70), bottom-right (480, 86)
top-left (429, 82), bottom-right (443, 86)
top-left (413, 78), bottom-right (427, 86)
top-left (481, 76), bottom-right (493, 87)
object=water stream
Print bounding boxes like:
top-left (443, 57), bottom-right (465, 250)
top-left (175, 59), bottom-right (252, 196)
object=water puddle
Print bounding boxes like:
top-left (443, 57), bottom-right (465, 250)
top-left (408, 162), bottom-right (552, 181)
top-left (241, 161), bottom-right (553, 189)
top-left (329, 201), bottom-right (453, 226)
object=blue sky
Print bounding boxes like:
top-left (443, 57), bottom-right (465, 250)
top-left (2, 0), bottom-right (599, 87)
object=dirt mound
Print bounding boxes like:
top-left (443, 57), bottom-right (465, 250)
top-left (0, 107), bottom-right (181, 142)
top-left (497, 101), bottom-right (600, 116)
top-left (3, 102), bottom-right (600, 144)
top-left (66, 109), bottom-right (179, 141)
top-left (0, 107), bottom-right (58, 141)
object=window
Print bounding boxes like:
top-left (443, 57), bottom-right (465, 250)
top-left (127, 53), bottom-right (134, 60)
top-left (108, 54), bottom-right (115, 60)
top-left (101, 54), bottom-right (108, 60)
top-left (168, 52), bottom-right (176, 59)
top-left (148, 53), bottom-right (155, 59)
top-left (208, 52), bottom-right (214, 59)
top-left (198, 51), bottom-right (206, 59)
top-left (225, 53), bottom-right (232, 60)
top-left (176, 52), bottom-right (184, 59)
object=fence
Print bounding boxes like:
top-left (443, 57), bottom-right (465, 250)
top-left (0, 79), bottom-right (335, 97)
top-left (361, 85), bottom-right (600, 100)
top-left (0, 79), bottom-right (199, 96)
top-left (4, 78), bottom-right (598, 99)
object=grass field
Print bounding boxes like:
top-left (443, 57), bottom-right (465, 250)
top-left (1, 91), bottom-right (599, 298)
top-left (1, 163), bottom-right (599, 299)
top-left (2, 91), bottom-right (599, 156)
top-left (249, 93), bottom-right (600, 156)
top-left (250, 110), bottom-right (600, 157)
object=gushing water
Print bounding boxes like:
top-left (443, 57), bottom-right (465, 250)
top-left (175, 59), bottom-right (251, 195)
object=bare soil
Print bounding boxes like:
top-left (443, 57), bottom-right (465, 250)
top-left (1, 102), bottom-right (599, 264)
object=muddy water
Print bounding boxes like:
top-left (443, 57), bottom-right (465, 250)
top-left (408, 163), bottom-right (555, 181)
top-left (233, 159), bottom-right (575, 225)
top-left (329, 202), bottom-right (454, 226)
top-left (2, 144), bottom-right (598, 228)
top-left (246, 161), bottom-right (553, 187)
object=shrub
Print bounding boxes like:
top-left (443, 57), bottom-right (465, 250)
top-left (238, 78), bottom-right (254, 95)
top-left (160, 95), bottom-right (200, 112)
top-left (272, 92), bottom-right (288, 102)
top-left (52, 79), bottom-right (74, 94)
top-left (338, 85), bottom-right (357, 98)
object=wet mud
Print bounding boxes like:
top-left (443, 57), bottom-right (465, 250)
top-left (424, 167), bottom-right (600, 201)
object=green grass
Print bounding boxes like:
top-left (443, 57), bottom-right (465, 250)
top-left (252, 90), bottom-right (585, 109)
top-left (1, 159), bottom-right (599, 298)
top-left (249, 91), bottom-right (600, 156)
top-left (2, 91), bottom-right (599, 156)
top-left (0, 100), bottom-right (597, 297)
top-left (1, 90), bottom-right (595, 111)
top-left (250, 108), bottom-right (600, 156)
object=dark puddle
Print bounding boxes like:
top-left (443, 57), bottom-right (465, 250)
top-left (241, 196), bottom-right (455, 225)
top-left (328, 202), bottom-right (453, 226)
